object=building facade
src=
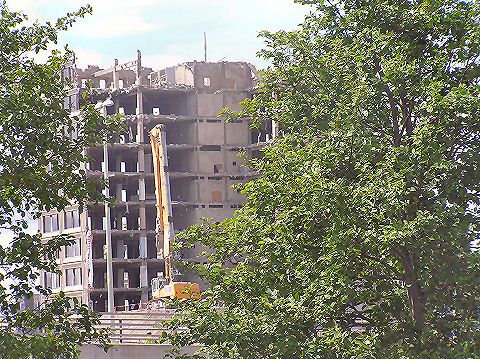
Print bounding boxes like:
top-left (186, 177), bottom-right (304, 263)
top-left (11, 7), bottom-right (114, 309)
top-left (39, 53), bottom-right (274, 311)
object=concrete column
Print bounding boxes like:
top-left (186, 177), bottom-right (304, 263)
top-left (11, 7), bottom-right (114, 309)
top-left (136, 50), bottom-right (143, 107)
top-left (138, 178), bottom-right (145, 201)
top-left (116, 183), bottom-right (122, 201)
top-left (136, 116), bottom-right (144, 143)
top-left (136, 50), bottom-right (144, 143)
top-left (116, 239), bottom-right (124, 259)
top-left (195, 121), bottom-right (201, 202)
top-left (140, 265), bottom-right (148, 288)
top-left (222, 96), bottom-right (228, 207)
top-left (113, 59), bottom-right (119, 89)
top-left (138, 149), bottom-right (145, 172)
top-left (139, 236), bottom-right (147, 258)
top-left (141, 288), bottom-right (149, 304)
top-left (139, 207), bottom-right (146, 230)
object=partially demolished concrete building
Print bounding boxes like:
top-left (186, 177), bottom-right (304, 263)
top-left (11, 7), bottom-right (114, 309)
top-left (39, 52), bottom-right (274, 311)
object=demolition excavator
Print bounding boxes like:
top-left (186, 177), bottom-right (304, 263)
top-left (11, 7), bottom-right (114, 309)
top-left (149, 124), bottom-right (200, 300)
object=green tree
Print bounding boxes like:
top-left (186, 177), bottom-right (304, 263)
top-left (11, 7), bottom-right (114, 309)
top-left (164, 0), bottom-right (480, 357)
top-left (0, 2), bottom-right (119, 358)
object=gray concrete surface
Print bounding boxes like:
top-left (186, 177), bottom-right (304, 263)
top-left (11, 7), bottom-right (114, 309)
top-left (79, 344), bottom-right (199, 359)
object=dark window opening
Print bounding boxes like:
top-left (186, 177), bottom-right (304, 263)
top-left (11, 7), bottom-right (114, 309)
top-left (209, 205), bottom-right (224, 209)
top-left (213, 164), bottom-right (222, 173)
top-left (199, 145), bottom-right (221, 151)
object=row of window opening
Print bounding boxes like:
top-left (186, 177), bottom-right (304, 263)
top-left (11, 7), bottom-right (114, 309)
top-left (43, 210), bottom-right (80, 233)
top-left (44, 267), bottom-right (82, 289)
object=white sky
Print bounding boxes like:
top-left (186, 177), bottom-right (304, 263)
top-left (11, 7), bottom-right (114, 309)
top-left (8, 0), bottom-right (313, 70)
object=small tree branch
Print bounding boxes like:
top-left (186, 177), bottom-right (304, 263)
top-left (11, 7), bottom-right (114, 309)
top-left (374, 57), bottom-right (401, 147)
top-left (362, 253), bottom-right (404, 281)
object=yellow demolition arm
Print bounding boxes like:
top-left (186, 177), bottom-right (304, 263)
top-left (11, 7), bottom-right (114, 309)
top-left (149, 124), bottom-right (174, 283)
top-left (149, 124), bottom-right (200, 300)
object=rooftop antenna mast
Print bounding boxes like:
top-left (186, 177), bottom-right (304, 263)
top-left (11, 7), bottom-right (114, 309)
top-left (204, 32), bottom-right (207, 62)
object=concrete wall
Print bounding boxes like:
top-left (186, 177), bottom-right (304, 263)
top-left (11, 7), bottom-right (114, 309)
top-left (197, 179), bottom-right (226, 203)
top-left (225, 150), bottom-right (247, 173)
top-left (198, 150), bottom-right (223, 173)
top-left (198, 122), bottom-right (223, 145)
top-left (197, 93), bottom-right (224, 117)
top-left (175, 65), bottom-right (194, 86)
top-left (223, 91), bottom-right (249, 111)
top-left (226, 121), bottom-right (249, 145)
top-left (192, 62), bottom-right (254, 91)
top-left (79, 344), bottom-right (199, 359)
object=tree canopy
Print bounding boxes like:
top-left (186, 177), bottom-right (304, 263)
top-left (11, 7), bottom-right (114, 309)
top-left (165, 0), bottom-right (480, 357)
top-left (0, 2), bottom-right (120, 358)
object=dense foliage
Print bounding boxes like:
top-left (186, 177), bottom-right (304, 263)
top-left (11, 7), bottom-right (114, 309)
top-left (165, 0), bottom-right (480, 357)
top-left (0, 2), bottom-right (120, 358)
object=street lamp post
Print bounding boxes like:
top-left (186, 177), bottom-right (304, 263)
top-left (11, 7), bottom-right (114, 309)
top-left (95, 98), bottom-right (114, 313)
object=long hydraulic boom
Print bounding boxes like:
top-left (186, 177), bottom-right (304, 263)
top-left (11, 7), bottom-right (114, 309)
top-left (150, 124), bottom-right (174, 282)
top-left (149, 124), bottom-right (200, 300)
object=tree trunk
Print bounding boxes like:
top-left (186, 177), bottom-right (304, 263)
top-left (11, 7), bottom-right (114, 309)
top-left (396, 247), bottom-right (426, 329)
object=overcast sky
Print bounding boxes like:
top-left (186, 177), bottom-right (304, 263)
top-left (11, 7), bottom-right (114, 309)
top-left (9, 0), bottom-right (312, 71)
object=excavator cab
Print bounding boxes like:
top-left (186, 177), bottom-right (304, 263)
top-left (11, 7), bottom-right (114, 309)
top-left (151, 274), bottom-right (200, 300)
top-left (152, 279), bottom-right (200, 300)
top-left (151, 275), bottom-right (168, 297)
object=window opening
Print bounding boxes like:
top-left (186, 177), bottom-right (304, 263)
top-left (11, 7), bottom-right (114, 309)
top-left (209, 204), bottom-right (224, 209)
top-left (66, 237), bottom-right (81, 257)
top-left (65, 268), bottom-right (82, 286)
top-left (199, 145), bottom-right (221, 151)
top-left (65, 209), bottom-right (80, 229)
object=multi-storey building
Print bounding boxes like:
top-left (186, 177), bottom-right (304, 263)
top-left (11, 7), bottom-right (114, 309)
top-left (39, 52), bottom-right (274, 312)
